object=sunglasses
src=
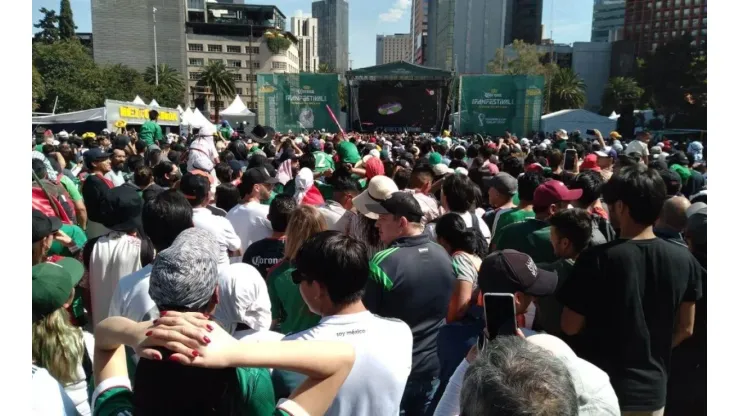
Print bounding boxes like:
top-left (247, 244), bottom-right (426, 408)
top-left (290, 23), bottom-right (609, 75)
top-left (291, 269), bottom-right (310, 285)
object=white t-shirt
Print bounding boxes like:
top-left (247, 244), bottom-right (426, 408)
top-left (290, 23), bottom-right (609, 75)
top-left (32, 365), bottom-right (78, 416)
top-left (108, 264), bottom-right (158, 323)
top-left (625, 140), bottom-right (649, 158)
top-left (425, 211), bottom-right (492, 246)
top-left (104, 170), bottom-right (126, 187)
top-left (226, 201), bottom-right (272, 260)
top-left (235, 329), bottom-right (285, 343)
top-left (193, 207), bottom-right (242, 269)
top-left (283, 311), bottom-right (413, 416)
top-left (62, 331), bottom-right (95, 416)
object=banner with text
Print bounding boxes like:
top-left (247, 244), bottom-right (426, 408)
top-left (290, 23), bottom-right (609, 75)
top-left (257, 73), bottom-right (340, 133)
top-left (457, 75), bottom-right (544, 137)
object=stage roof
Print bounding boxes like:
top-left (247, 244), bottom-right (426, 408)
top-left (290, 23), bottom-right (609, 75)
top-left (347, 61), bottom-right (453, 81)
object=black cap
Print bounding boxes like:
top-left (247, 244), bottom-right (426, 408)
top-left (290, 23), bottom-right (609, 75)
top-left (32, 209), bottom-right (62, 243)
top-left (83, 148), bottom-right (111, 168)
top-left (366, 191), bottom-right (423, 223)
top-left (180, 173), bottom-right (210, 202)
top-left (478, 250), bottom-right (558, 297)
top-left (668, 151), bottom-right (689, 166)
top-left (228, 160), bottom-right (244, 174)
top-left (483, 172), bottom-right (518, 196)
top-left (252, 125), bottom-right (267, 140)
top-left (659, 169), bottom-right (682, 191)
top-left (100, 186), bottom-right (143, 232)
top-left (242, 166), bottom-right (279, 189)
top-left (112, 135), bottom-right (131, 150)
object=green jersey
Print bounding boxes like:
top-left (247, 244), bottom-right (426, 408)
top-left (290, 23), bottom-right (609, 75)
top-left (266, 261), bottom-right (320, 335)
top-left (491, 208), bottom-right (535, 248)
top-left (336, 141), bottom-right (361, 164)
top-left (139, 120), bottom-right (163, 146)
top-left (313, 151), bottom-right (335, 174)
top-left (495, 219), bottom-right (556, 264)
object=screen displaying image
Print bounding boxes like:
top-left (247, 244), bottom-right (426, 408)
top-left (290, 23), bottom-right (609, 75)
top-left (358, 86), bottom-right (439, 128)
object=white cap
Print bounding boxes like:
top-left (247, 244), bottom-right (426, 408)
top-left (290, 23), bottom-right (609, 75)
top-left (352, 176), bottom-right (399, 220)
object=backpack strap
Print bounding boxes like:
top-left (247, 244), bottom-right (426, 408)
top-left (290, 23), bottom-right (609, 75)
top-left (81, 342), bottom-right (93, 385)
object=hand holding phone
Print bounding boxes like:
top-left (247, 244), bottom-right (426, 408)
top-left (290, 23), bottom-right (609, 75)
top-left (564, 149), bottom-right (578, 172)
top-left (483, 293), bottom-right (518, 341)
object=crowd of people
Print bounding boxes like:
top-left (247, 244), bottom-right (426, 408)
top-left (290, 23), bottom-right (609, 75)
top-left (32, 112), bottom-right (707, 416)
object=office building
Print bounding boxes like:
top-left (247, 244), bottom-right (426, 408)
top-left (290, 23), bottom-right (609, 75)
top-left (376, 34), bottom-right (413, 65)
top-left (411, 0), bottom-right (430, 64)
top-left (429, 0), bottom-right (507, 73)
top-left (624, 0), bottom-right (707, 57)
top-left (185, 2), bottom-right (298, 112)
top-left (592, 0), bottom-right (626, 43)
top-left (312, 0), bottom-right (349, 73)
top-left (290, 16), bottom-right (320, 72)
top-left (505, 0), bottom-right (544, 45)
top-left (91, 0), bottom-right (187, 75)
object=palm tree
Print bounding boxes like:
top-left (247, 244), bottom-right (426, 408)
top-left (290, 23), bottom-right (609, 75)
top-left (144, 64), bottom-right (185, 91)
top-left (318, 63), bottom-right (333, 73)
top-left (601, 77), bottom-right (644, 115)
top-left (196, 61), bottom-right (236, 122)
top-left (547, 68), bottom-right (587, 112)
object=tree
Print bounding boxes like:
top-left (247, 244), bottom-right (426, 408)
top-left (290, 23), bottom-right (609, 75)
top-left (33, 40), bottom-right (102, 112)
top-left (34, 8), bottom-right (60, 44)
top-left (318, 63), bottom-right (333, 73)
top-left (489, 40), bottom-right (558, 112)
top-left (197, 61), bottom-right (236, 122)
top-left (601, 77), bottom-right (644, 115)
top-left (144, 64), bottom-right (186, 107)
top-left (32, 66), bottom-right (46, 111)
top-left (98, 64), bottom-right (151, 103)
top-left (58, 0), bottom-right (76, 40)
top-left (637, 35), bottom-right (706, 128)
top-left (547, 67), bottom-right (586, 111)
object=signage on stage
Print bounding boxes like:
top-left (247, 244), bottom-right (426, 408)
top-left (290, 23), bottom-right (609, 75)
top-left (257, 73), bottom-right (341, 133)
top-left (105, 100), bottom-right (181, 128)
top-left (458, 75), bottom-right (544, 136)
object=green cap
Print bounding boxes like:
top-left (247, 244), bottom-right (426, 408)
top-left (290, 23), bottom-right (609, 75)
top-left (670, 164), bottom-right (691, 184)
top-left (428, 152), bottom-right (443, 165)
top-left (32, 258), bottom-right (84, 320)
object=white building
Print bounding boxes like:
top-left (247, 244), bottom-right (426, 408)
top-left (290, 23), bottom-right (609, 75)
top-left (290, 16), bottom-right (320, 72)
top-left (376, 33), bottom-right (412, 65)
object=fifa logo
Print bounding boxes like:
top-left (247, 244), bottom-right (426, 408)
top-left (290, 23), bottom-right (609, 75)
top-left (478, 113), bottom-right (486, 127)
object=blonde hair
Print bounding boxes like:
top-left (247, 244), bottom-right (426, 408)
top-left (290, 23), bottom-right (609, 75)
top-left (32, 308), bottom-right (84, 384)
top-left (284, 205), bottom-right (328, 260)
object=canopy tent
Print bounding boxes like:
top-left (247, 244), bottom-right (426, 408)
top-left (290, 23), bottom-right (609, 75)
top-left (132, 95), bottom-right (146, 105)
top-left (181, 107), bottom-right (194, 126)
top-left (189, 108), bottom-right (215, 130)
top-left (219, 95), bottom-right (256, 128)
top-left (608, 111), bottom-right (619, 120)
top-left (150, 99), bottom-right (160, 107)
top-left (540, 109), bottom-right (616, 136)
top-left (176, 105), bottom-right (184, 113)
top-left (32, 107), bottom-right (107, 125)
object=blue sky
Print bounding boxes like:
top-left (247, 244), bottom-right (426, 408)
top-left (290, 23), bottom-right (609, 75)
top-left (32, 0), bottom-right (593, 69)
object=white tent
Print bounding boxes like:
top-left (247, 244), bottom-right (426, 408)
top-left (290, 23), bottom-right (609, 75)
top-left (150, 99), bottom-right (160, 107)
top-left (219, 95), bottom-right (256, 128)
top-left (176, 105), bottom-right (184, 114)
top-left (540, 109), bottom-right (616, 135)
top-left (189, 108), bottom-right (215, 130)
top-left (32, 107), bottom-right (107, 125)
top-left (608, 111), bottom-right (620, 120)
top-left (132, 95), bottom-right (146, 105)
top-left (181, 107), bottom-right (193, 126)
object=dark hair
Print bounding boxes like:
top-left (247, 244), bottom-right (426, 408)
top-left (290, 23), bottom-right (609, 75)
top-left (331, 175), bottom-right (361, 194)
top-left (295, 231), bottom-right (369, 307)
top-left (298, 153), bottom-right (316, 171)
top-left (435, 213), bottom-right (484, 257)
top-left (128, 154), bottom-right (145, 172)
top-left (460, 336), bottom-right (579, 416)
top-left (146, 148), bottom-right (162, 168)
top-left (549, 149), bottom-right (565, 168)
top-left (570, 170), bottom-right (604, 207)
top-left (466, 144), bottom-right (480, 159)
top-left (410, 165), bottom-right (434, 189)
top-left (442, 174), bottom-right (476, 212)
top-left (518, 171), bottom-right (546, 202)
top-left (323, 142), bottom-right (334, 154)
top-left (393, 168), bottom-right (411, 190)
top-left (32, 158), bottom-right (47, 178)
top-left (502, 156), bottom-right (524, 177)
top-left (142, 189), bottom-right (193, 252)
top-left (215, 183), bottom-right (241, 213)
top-left (214, 162), bottom-right (233, 185)
top-left (149, 109), bottom-right (159, 120)
top-left (602, 165), bottom-right (666, 225)
top-left (449, 159), bottom-right (467, 170)
top-left (167, 150), bottom-right (182, 165)
top-left (135, 140), bottom-right (148, 155)
top-left (268, 194), bottom-right (297, 233)
top-left (134, 166), bottom-right (154, 188)
top-left (453, 146), bottom-right (466, 160)
top-left (618, 153), bottom-right (641, 169)
top-left (182, 173), bottom-right (210, 207)
top-left (152, 160), bottom-right (175, 187)
top-left (228, 140), bottom-right (249, 161)
top-left (549, 208), bottom-right (593, 253)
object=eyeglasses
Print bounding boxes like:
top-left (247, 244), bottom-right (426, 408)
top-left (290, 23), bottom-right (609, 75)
top-left (291, 269), bottom-right (310, 285)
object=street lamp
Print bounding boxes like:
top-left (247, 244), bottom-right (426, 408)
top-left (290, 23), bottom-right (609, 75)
top-left (153, 7), bottom-right (159, 86)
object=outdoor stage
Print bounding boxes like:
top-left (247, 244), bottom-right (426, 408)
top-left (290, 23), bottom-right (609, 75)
top-left (346, 62), bottom-right (453, 133)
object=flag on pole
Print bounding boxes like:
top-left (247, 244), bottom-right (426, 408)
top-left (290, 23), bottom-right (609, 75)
top-left (325, 104), bottom-right (345, 137)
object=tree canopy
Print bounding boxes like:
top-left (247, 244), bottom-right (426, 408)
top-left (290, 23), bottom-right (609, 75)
top-left (601, 77), bottom-right (644, 115)
top-left (34, 8), bottom-right (60, 44)
top-left (197, 61), bottom-right (236, 121)
top-left (59, 0), bottom-right (77, 40)
top-left (547, 68), bottom-right (587, 112)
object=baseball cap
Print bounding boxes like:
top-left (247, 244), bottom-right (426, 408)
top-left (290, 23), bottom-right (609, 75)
top-left (364, 191), bottom-right (423, 223)
top-left (428, 152), bottom-right (443, 165)
top-left (668, 151), bottom-right (690, 166)
top-left (579, 154), bottom-right (601, 172)
top-left (180, 172), bottom-right (210, 202)
top-left (32, 258), bottom-right (85, 320)
top-left (149, 228), bottom-right (220, 310)
top-left (352, 175), bottom-right (399, 220)
top-left (609, 131), bottom-right (622, 139)
top-left (484, 172), bottom-right (518, 196)
top-left (112, 134), bottom-right (131, 150)
top-left (685, 203), bottom-right (707, 247)
top-left (33, 209), bottom-right (62, 243)
top-left (83, 147), bottom-right (111, 168)
top-left (228, 160), bottom-right (244, 174)
top-left (432, 163), bottom-right (453, 176)
top-left (241, 166), bottom-right (279, 191)
top-left (478, 250), bottom-right (558, 296)
top-left (556, 129), bottom-right (568, 138)
top-left (100, 186), bottom-right (143, 232)
top-left (533, 180), bottom-right (583, 208)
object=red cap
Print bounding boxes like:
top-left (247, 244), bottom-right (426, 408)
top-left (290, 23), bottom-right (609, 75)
top-left (369, 137), bottom-right (377, 143)
top-left (579, 154), bottom-right (601, 172)
top-left (533, 180), bottom-right (583, 208)
top-left (526, 163), bottom-right (544, 173)
top-left (663, 140), bottom-right (672, 150)
top-left (487, 142), bottom-right (497, 149)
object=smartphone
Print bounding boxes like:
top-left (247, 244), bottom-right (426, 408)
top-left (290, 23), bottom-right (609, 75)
top-left (564, 149), bottom-right (577, 172)
top-left (483, 293), bottom-right (518, 340)
top-left (586, 129), bottom-right (596, 135)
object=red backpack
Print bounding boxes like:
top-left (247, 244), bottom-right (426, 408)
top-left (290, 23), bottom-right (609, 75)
top-left (32, 173), bottom-right (76, 225)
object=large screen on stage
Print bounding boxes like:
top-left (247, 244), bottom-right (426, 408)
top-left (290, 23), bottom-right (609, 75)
top-left (357, 85), bottom-right (438, 129)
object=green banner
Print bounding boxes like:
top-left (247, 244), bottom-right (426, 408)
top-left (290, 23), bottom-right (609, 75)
top-left (257, 73), bottom-right (340, 133)
top-left (457, 75), bottom-right (544, 137)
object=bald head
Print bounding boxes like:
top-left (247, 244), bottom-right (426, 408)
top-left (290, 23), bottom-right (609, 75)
top-left (658, 196), bottom-right (692, 232)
